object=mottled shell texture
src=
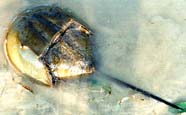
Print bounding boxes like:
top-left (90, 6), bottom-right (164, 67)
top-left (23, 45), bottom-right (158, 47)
top-left (5, 6), bottom-right (95, 86)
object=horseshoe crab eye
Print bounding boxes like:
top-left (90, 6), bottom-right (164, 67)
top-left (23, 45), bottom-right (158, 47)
top-left (4, 6), bottom-right (95, 86)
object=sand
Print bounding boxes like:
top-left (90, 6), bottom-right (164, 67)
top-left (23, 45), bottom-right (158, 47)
top-left (1, 0), bottom-right (186, 114)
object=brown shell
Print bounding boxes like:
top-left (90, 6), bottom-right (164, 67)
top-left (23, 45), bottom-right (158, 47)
top-left (5, 6), bottom-right (95, 86)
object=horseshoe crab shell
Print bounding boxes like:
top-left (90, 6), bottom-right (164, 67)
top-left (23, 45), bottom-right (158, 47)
top-left (4, 6), bottom-right (95, 86)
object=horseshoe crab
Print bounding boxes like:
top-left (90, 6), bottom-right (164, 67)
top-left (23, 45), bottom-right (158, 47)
top-left (4, 6), bottom-right (95, 87)
top-left (3, 5), bottom-right (185, 113)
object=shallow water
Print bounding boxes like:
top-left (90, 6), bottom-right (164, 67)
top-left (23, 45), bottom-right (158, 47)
top-left (1, 0), bottom-right (186, 115)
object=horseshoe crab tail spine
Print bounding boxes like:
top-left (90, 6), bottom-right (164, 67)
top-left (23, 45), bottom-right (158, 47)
top-left (97, 71), bottom-right (184, 111)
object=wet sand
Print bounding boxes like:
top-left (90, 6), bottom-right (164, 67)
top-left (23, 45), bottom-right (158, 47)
top-left (0, 0), bottom-right (186, 114)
